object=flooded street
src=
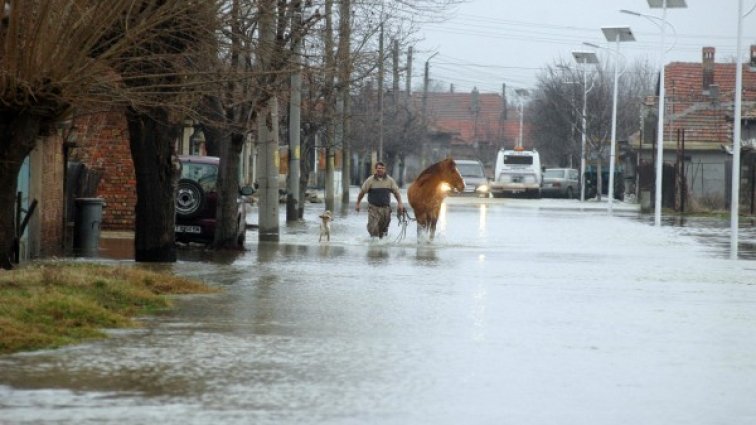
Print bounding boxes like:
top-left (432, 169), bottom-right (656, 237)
top-left (2, 195), bottom-right (756, 425)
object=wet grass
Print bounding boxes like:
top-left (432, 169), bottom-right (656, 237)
top-left (0, 262), bottom-right (218, 355)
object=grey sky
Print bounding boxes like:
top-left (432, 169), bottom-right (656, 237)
top-left (416, 0), bottom-right (756, 94)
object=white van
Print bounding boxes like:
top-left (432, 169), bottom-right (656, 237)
top-left (489, 147), bottom-right (542, 198)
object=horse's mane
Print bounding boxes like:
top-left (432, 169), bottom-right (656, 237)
top-left (414, 158), bottom-right (455, 185)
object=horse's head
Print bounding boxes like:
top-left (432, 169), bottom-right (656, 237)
top-left (437, 158), bottom-right (465, 193)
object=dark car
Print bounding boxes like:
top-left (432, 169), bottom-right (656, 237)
top-left (454, 159), bottom-right (490, 198)
top-left (541, 168), bottom-right (579, 198)
top-left (175, 155), bottom-right (254, 246)
top-left (584, 169), bottom-right (625, 200)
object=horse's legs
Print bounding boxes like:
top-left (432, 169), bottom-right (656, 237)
top-left (430, 218), bottom-right (438, 240)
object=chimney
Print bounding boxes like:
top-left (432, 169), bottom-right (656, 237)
top-left (751, 44), bottom-right (756, 71)
top-left (702, 46), bottom-right (715, 92)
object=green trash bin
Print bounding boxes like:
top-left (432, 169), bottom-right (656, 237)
top-left (74, 198), bottom-right (105, 257)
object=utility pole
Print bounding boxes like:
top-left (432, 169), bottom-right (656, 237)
top-left (391, 39), bottom-right (400, 179)
top-left (422, 52), bottom-right (438, 168)
top-left (258, 97), bottom-right (280, 242)
top-left (377, 22), bottom-right (384, 164)
top-left (257, 0), bottom-right (279, 242)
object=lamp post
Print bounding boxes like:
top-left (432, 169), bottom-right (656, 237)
top-left (636, 0), bottom-right (688, 226)
top-left (730, 0), bottom-right (746, 259)
top-left (598, 26), bottom-right (635, 213)
top-left (572, 51), bottom-right (599, 202)
top-left (515, 88), bottom-right (529, 148)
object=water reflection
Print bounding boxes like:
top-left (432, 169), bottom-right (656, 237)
top-left (177, 246), bottom-right (245, 265)
top-left (367, 245), bottom-right (389, 264)
top-left (256, 242), bottom-right (280, 263)
top-left (478, 204), bottom-right (488, 235)
top-left (436, 202), bottom-right (447, 233)
top-left (415, 245), bottom-right (438, 264)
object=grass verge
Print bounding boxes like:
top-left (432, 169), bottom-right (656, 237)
top-left (0, 262), bottom-right (218, 355)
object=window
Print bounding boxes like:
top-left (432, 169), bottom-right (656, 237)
top-left (457, 163), bottom-right (484, 178)
top-left (503, 156), bottom-right (533, 165)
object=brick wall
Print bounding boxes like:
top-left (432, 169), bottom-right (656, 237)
top-left (71, 112), bottom-right (136, 231)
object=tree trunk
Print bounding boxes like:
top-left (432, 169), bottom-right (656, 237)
top-left (323, 0), bottom-right (336, 213)
top-left (596, 160), bottom-right (603, 201)
top-left (201, 96), bottom-right (226, 158)
top-left (337, 0), bottom-right (352, 206)
top-left (214, 131), bottom-right (245, 248)
top-left (0, 114), bottom-right (43, 269)
top-left (126, 108), bottom-right (177, 262)
top-left (287, 1), bottom-right (303, 223)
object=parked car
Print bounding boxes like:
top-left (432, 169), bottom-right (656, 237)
top-left (584, 169), bottom-right (625, 200)
top-left (454, 159), bottom-right (490, 197)
top-left (542, 168), bottom-right (579, 198)
top-left (175, 155), bottom-right (254, 246)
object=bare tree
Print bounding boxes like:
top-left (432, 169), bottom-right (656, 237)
top-left (206, 0), bottom-right (320, 246)
top-left (529, 57), bottom-right (655, 193)
top-left (0, 0), bottom-right (214, 268)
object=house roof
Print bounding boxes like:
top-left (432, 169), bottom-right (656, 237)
top-left (652, 53), bottom-right (756, 147)
top-left (419, 92), bottom-right (528, 149)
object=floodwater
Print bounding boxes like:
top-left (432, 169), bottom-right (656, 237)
top-left (1, 195), bottom-right (756, 425)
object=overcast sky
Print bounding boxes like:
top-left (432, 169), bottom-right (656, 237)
top-left (414, 0), bottom-right (756, 94)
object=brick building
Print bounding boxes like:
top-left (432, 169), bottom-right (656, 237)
top-left (636, 45), bottom-right (756, 213)
top-left (69, 111), bottom-right (136, 231)
top-left (422, 89), bottom-right (527, 176)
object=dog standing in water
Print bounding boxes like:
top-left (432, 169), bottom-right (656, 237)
top-left (318, 210), bottom-right (333, 242)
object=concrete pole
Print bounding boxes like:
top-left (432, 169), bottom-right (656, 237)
top-left (730, 0), bottom-right (744, 259)
top-left (258, 97), bottom-right (280, 242)
top-left (580, 61), bottom-right (589, 201)
top-left (654, 2), bottom-right (669, 226)
top-left (377, 22), bottom-right (384, 163)
top-left (421, 53), bottom-right (437, 168)
top-left (518, 101), bottom-right (524, 148)
top-left (608, 33), bottom-right (620, 213)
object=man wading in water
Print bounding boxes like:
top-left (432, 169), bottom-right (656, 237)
top-left (355, 162), bottom-right (405, 239)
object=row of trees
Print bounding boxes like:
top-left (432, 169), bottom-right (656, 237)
top-left (0, 0), bottom-right (460, 268)
top-left (527, 56), bottom-right (657, 179)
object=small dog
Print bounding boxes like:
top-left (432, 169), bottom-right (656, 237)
top-left (318, 210), bottom-right (333, 242)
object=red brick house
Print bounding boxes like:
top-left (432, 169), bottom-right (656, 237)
top-left (422, 89), bottom-right (528, 176)
top-left (636, 46), bottom-right (756, 213)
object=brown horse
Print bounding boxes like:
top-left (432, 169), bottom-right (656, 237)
top-left (407, 158), bottom-right (465, 240)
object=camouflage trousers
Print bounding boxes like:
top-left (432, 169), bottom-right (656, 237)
top-left (367, 204), bottom-right (392, 238)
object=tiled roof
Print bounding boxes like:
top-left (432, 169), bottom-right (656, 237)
top-left (419, 92), bottom-right (528, 148)
top-left (654, 59), bottom-right (756, 145)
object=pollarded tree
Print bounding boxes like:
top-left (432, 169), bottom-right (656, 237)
top-left (0, 0), bottom-right (215, 269)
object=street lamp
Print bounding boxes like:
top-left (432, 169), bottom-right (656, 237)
top-left (572, 51), bottom-right (599, 202)
top-left (515, 88), bottom-right (529, 148)
top-left (730, 0), bottom-right (748, 259)
top-left (623, 0), bottom-right (687, 226)
top-left (599, 26), bottom-right (635, 213)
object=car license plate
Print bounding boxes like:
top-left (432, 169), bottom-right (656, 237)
top-left (175, 225), bottom-right (202, 234)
